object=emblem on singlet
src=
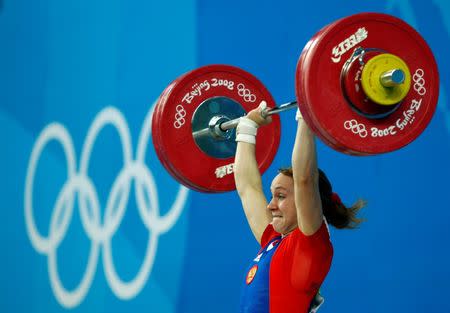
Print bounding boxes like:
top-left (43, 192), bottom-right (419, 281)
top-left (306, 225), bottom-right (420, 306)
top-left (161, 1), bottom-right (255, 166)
top-left (246, 265), bottom-right (258, 285)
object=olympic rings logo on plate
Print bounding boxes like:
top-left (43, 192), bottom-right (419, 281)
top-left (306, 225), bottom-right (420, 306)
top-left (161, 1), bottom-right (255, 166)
top-left (173, 104), bottom-right (187, 129)
top-left (237, 83), bottom-right (256, 103)
top-left (344, 119), bottom-right (368, 138)
top-left (24, 103), bottom-right (189, 308)
top-left (413, 68), bottom-right (426, 96)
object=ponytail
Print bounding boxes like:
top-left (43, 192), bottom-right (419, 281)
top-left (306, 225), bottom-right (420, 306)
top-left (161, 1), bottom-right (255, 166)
top-left (323, 190), bottom-right (365, 229)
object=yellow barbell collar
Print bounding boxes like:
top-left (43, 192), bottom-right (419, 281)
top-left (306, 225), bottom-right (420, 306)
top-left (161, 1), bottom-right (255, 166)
top-left (361, 53), bottom-right (411, 106)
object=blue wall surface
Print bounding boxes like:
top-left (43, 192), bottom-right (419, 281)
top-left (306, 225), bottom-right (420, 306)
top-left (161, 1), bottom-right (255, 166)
top-left (2, 1), bottom-right (450, 312)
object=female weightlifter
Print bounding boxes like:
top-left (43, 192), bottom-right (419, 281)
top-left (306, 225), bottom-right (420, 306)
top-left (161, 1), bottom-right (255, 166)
top-left (234, 101), bottom-right (365, 313)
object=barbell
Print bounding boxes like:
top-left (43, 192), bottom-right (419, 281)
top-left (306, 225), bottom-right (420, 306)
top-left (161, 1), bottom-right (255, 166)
top-left (151, 12), bottom-right (439, 193)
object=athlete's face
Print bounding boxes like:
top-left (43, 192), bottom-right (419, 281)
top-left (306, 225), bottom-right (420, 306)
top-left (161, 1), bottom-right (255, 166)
top-left (267, 173), bottom-right (298, 235)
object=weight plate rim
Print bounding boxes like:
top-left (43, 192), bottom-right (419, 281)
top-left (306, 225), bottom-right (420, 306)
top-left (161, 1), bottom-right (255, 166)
top-left (156, 64), bottom-right (281, 192)
top-left (296, 22), bottom-right (353, 153)
top-left (302, 12), bottom-right (439, 154)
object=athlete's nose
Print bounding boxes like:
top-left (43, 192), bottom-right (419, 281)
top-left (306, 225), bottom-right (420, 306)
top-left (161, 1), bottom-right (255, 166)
top-left (267, 198), bottom-right (277, 211)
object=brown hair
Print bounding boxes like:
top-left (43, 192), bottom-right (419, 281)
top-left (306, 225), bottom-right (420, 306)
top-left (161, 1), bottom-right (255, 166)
top-left (278, 167), bottom-right (365, 229)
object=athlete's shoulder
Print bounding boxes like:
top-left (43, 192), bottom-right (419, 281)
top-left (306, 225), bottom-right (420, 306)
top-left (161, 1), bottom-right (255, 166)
top-left (260, 224), bottom-right (281, 248)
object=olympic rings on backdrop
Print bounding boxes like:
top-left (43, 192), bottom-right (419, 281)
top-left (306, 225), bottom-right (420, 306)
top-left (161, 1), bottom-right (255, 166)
top-left (24, 103), bottom-right (189, 308)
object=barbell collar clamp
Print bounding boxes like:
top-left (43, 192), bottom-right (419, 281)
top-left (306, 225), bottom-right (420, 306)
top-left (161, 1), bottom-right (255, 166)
top-left (208, 115), bottom-right (233, 139)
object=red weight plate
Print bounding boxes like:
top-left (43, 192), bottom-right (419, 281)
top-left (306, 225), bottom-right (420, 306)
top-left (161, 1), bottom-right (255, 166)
top-left (152, 76), bottom-right (213, 192)
top-left (152, 75), bottom-right (211, 191)
top-left (296, 15), bottom-right (385, 156)
top-left (296, 21), bottom-right (354, 154)
top-left (152, 65), bottom-right (280, 193)
top-left (155, 65), bottom-right (280, 192)
top-left (152, 79), bottom-right (194, 186)
top-left (297, 12), bottom-right (439, 155)
top-left (297, 16), bottom-right (377, 155)
top-left (154, 80), bottom-right (228, 192)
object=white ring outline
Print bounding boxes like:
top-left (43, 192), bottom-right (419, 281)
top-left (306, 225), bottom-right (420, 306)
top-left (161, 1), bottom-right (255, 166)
top-left (24, 101), bottom-right (189, 308)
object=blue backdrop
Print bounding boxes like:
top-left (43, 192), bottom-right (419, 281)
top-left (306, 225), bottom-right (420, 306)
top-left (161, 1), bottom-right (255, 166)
top-left (2, 0), bottom-right (450, 312)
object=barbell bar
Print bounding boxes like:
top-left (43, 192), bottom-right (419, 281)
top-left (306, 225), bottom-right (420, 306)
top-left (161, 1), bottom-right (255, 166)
top-left (151, 12), bottom-right (439, 193)
top-left (192, 67), bottom-right (406, 141)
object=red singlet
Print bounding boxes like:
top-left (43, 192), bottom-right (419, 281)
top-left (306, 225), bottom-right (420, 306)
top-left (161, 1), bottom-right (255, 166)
top-left (240, 221), bottom-right (333, 313)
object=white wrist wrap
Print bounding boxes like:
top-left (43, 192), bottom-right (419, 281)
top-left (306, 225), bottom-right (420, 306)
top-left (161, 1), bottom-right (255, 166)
top-left (236, 117), bottom-right (258, 144)
top-left (295, 108), bottom-right (303, 121)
